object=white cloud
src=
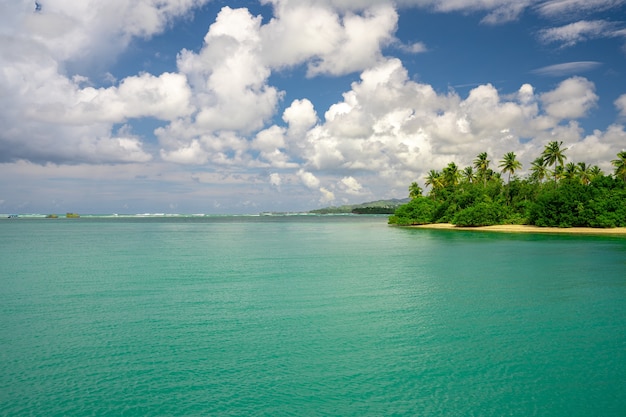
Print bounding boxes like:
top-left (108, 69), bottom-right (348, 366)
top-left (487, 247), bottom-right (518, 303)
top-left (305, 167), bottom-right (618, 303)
top-left (0, 0), bottom-right (204, 165)
top-left (261, 2), bottom-right (398, 76)
top-left (252, 126), bottom-right (297, 168)
top-left (536, 0), bottom-right (626, 18)
top-left (269, 172), bottom-right (282, 188)
top-left (615, 94), bottom-right (626, 117)
top-left (30, 72), bottom-right (194, 125)
top-left (298, 170), bottom-right (321, 189)
top-left (538, 20), bottom-right (617, 47)
top-left (569, 124), bottom-right (626, 170)
top-left (540, 76), bottom-right (598, 119)
top-left (531, 61), bottom-right (602, 77)
top-left (305, 5), bottom-right (398, 76)
top-left (160, 139), bottom-right (208, 164)
top-left (2, 0), bottom-right (625, 212)
top-left (176, 7), bottom-right (281, 133)
top-left (340, 176), bottom-right (364, 195)
top-left (319, 187), bottom-right (335, 203)
top-left (18, 0), bottom-right (209, 64)
top-left (254, 126), bottom-right (286, 152)
top-left (270, 58), bottom-right (611, 202)
top-left (396, 41), bottom-right (428, 54)
top-left (283, 99), bottom-right (319, 138)
top-left (398, 0), bottom-right (533, 24)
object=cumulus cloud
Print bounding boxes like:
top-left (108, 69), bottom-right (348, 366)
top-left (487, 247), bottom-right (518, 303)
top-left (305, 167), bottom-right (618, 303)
top-left (158, 2), bottom-right (401, 169)
top-left (298, 170), bottom-right (321, 189)
top-left (30, 72), bottom-right (194, 125)
top-left (260, 58), bottom-right (610, 203)
top-left (540, 76), bottom-right (598, 119)
top-left (18, 0), bottom-right (210, 64)
top-left (261, 2), bottom-right (398, 76)
top-left (283, 99), bottom-right (318, 138)
top-left (160, 140), bottom-right (208, 164)
top-left (569, 124), bottom-right (626, 170)
top-left (2, 0), bottom-right (625, 212)
top-left (0, 0), bottom-right (204, 165)
top-left (176, 7), bottom-right (280, 133)
top-left (340, 176), bottom-right (364, 195)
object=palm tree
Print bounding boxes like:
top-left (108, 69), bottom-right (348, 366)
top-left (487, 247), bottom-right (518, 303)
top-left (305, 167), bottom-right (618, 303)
top-left (577, 162), bottom-right (592, 185)
top-left (442, 162), bottom-right (460, 187)
top-left (530, 156), bottom-right (548, 183)
top-left (461, 166), bottom-right (476, 184)
top-left (499, 152), bottom-right (522, 184)
top-left (424, 170), bottom-right (443, 197)
top-left (554, 164), bottom-right (565, 183)
top-left (409, 182), bottom-right (422, 199)
top-left (611, 151), bottom-right (626, 181)
top-left (542, 141), bottom-right (567, 185)
top-left (563, 162), bottom-right (578, 181)
top-left (589, 165), bottom-right (603, 180)
top-left (473, 152), bottom-right (490, 187)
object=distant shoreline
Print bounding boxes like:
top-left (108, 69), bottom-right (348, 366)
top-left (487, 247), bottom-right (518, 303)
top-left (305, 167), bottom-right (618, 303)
top-left (408, 223), bottom-right (626, 236)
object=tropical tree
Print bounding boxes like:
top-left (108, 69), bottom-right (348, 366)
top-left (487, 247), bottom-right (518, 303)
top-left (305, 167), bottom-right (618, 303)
top-left (589, 165), bottom-right (603, 180)
top-left (563, 162), bottom-right (578, 181)
top-left (461, 166), bottom-right (476, 183)
top-left (409, 182), bottom-right (423, 199)
top-left (499, 152), bottom-right (522, 184)
top-left (542, 141), bottom-right (568, 185)
top-left (442, 162), bottom-right (460, 187)
top-left (611, 151), bottom-right (626, 181)
top-left (530, 156), bottom-right (548, 183)
top-left (473, 152), bottom-right (490, 187)
top-left (577, 162), bottom-right (592, 185)
top-left (554, 165), bottom-right (565, 183)
top-left (424, 170), bottom-right (443, 197)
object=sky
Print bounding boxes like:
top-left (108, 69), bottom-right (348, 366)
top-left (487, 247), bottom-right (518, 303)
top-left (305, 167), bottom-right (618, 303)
top-left (1, 0), bottom-right (626, 214)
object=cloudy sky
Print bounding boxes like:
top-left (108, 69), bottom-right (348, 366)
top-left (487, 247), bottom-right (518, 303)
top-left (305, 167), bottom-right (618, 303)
top-left (1, 0), bottom-right (626, 214)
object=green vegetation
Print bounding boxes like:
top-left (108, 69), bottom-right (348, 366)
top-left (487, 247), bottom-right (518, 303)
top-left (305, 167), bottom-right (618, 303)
top-left (389, 142), bottom-right (626, 228)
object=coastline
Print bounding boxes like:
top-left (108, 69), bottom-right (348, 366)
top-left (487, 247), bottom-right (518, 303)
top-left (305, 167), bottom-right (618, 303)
top-left (409, 223), bottom-right (626, 236)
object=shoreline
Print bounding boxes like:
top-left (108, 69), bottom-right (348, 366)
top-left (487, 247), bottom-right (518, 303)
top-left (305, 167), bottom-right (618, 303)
top-left (408, 223), bottom-right (626, 236)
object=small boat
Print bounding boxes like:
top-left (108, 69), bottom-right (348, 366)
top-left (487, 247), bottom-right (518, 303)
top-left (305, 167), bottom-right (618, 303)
top-left (7, 214), bottom-right (18, 219)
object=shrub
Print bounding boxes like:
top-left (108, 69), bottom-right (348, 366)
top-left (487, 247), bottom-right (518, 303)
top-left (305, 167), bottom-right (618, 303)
top-left (388, 197), bottom-right (436, 225)
top-left (452, 202), bottom-right (507, 226)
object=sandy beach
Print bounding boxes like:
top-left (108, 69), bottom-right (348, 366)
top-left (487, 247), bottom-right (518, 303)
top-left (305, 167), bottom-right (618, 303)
top-left (409, 223), bottom-right (626, 236)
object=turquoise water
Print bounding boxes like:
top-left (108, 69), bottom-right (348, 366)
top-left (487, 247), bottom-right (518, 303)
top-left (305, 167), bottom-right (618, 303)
top-left (1, 216), bottom-right (625, 416)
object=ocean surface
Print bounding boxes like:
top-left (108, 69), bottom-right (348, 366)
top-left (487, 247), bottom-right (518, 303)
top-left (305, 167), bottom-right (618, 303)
top-left (1, 215), bottom-right (625, 416)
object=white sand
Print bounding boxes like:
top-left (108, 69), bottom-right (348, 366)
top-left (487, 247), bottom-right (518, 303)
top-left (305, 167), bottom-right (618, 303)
top-left (409, 223), bottom-right (626, 236)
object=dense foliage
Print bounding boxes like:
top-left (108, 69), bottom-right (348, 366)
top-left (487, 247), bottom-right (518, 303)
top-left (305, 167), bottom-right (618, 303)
top-left (389, 143), bottom-right (626, 228)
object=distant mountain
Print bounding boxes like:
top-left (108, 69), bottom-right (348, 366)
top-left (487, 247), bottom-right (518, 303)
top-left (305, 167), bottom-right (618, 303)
top-left (309, 198), bottom-right (411, 214)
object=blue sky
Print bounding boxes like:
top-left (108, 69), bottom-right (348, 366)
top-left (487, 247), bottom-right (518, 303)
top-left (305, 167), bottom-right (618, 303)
top-left (1, 0), bottom-right (626, 214)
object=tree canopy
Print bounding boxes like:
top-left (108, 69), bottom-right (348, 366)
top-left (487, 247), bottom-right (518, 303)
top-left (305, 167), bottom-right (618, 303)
top-left (389, 146), bottom-right (626, 228)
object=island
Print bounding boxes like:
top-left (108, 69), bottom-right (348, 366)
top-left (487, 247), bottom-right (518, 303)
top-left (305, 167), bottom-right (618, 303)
top-left (389, 142), bottom-right (626, 232)
top-left (309, 198), bottom-right (410, 215)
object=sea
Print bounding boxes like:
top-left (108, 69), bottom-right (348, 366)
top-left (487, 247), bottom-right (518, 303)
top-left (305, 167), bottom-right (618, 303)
top-left (1, 214), bottom-right (625, 416)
